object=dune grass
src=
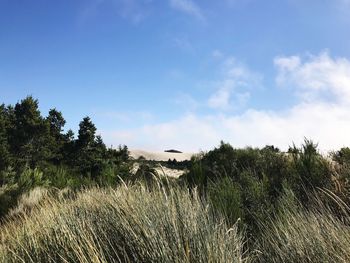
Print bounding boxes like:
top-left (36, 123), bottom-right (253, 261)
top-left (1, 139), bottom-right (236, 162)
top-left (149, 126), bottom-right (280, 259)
top-left (257, 190), bottom-right (350, 263)
top-left (0, 183), bottom-right (248, 263)
top-left (2, 181), bottom-right (350, 263)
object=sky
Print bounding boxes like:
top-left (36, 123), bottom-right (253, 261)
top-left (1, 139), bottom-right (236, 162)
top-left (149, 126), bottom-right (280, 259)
top-left (1, 0), bottom-right (350, 152)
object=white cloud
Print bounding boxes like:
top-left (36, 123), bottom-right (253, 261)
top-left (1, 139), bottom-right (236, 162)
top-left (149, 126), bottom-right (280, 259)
top-left (208, 57), bottom-right (261, 111)
top-left (169, 0), bottom-right (204, 20)
top-left (275, 52), bottom-right (350, 103)
top-left (102, 52), bottom-right (350, 152)
top-left (208, 80), bottom-right (234, 110)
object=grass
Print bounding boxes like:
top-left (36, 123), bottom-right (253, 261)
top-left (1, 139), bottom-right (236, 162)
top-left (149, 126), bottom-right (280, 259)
top-left (2, 179), bottom-right (350, 262)
top-left (257, 190), bottom-right (350, 263)
top-left (0, 183), bottom-right (248, 263)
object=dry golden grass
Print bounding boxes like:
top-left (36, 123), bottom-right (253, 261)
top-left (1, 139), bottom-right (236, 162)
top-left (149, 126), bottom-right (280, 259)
top-left (2, 182), bottom-right (350, 263)
top-left (0, 184), bottom-right (248, 263)
top-left (257, 190), bottom-right (350, 263)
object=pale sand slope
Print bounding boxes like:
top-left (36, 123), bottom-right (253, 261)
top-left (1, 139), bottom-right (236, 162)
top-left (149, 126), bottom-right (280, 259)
top-left (129, 150), bottom-right (195, 178)
top-left (131, 163), bottom-right (186, 178)
top-left (129, 149), bottom-right (194, 162)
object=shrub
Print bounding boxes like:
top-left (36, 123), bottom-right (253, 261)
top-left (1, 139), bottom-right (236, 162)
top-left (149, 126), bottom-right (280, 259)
top-left (207, 177), bottom-right (243, 225)
top-left (288, 139), bottom-right (333, 203)
top-left (0, 183), bottom-right (19, 219)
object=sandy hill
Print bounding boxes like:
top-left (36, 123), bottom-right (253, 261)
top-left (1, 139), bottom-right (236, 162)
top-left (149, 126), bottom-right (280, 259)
top-left (129, 149), bottom-right (194, 162)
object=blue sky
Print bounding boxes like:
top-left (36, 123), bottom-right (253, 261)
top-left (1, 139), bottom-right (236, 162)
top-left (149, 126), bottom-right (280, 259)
top-left (1, 0), bottom-right (350, 151)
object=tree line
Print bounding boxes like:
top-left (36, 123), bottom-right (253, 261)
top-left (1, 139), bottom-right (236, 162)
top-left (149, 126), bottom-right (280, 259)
top-left (0, 96), bottom-right (128, 178)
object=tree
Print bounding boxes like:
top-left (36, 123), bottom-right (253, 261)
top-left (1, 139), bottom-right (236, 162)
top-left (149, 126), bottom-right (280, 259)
top-left (46, 109), bottom-right (66, 164)
top-left (61, 129), bottom-right (75, 165)
top-left (10, 96), bottom-right (49, 168)
top-left (77, 117), bottom-right (96, 148)
top-left (0, 104), bottom-right (11, 171)
top-left (75, 117), bottom-right (106, 176)
top-left (47, 109), bottom-right (66, 138)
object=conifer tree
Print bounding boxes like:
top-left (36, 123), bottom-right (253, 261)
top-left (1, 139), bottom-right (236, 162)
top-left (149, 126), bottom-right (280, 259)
top-left (10, 96), bottom-right (49, 168)
top-left (0, 104), bottom-right (10, 171)
top-left (75, 117), bottom-right (105, 176)
top-left (77, 117), bottom-right (96, 148)
top-left (46, 108), bottom-right (66, 164)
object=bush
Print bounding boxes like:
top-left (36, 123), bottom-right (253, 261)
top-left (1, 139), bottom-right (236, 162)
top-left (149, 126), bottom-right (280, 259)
top-left (0, 183), bottom-right (19, 219)
top-left (184, 143), bottom-right (287, 237)
top-left (288, 139), bottom-right (333, 203)
top-left (207, 177), bottom-right (243, 225)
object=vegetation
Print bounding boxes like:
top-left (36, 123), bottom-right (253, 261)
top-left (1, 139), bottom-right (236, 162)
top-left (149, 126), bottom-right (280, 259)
top-left (2, 96), bottom-right (350, 262)
top-left (0, 96), bottom-right (130, 217)
top-left (0, 185), bottom-right (247, 263)
top-left (257, 190), bottom-right (350, 263)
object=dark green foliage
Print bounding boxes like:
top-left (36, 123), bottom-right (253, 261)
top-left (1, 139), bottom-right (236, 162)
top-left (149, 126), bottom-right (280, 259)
top-left (259, 145), bottom-right (288, 200)
top-left (333, 147), bottom-right (350, 165)
top-left (0, 96), bottom-right (129, 178)
top-left (288, 139), bottom-right (332, 203)
top-left (184, 155), bottom-right (206, 188)
top-left (330, 148), bottom-right (350, 201)
top-left (207, 177), bottom-right (242, 225)
top-left (160, 158), bottom-right (190, 170)
top-left (8, 96), bottom-right (50, 168)
top-left (0, 184), bottom-right (19, 218)
top-left (183, 139), bottom-right (336, 239)
top-left (72, 117), bottom-right (108, 177)
top-left (77, 116), bottom-right (96, 148)
top-left (0, 104), bottom-right (11, 171)
top-left (46, 108), bottom-right (67, 164)
top-left (185, 141), bottom-right (288, 197)
top-left (47, 108), bottom-right (66, 135)
top-left (0, 96), bottom-right (131, 219)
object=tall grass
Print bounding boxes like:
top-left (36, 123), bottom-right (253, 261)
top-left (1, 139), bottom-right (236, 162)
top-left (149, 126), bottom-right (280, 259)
top-left (0, 183), bottom-right (248, 263)
top-left (257, 190), bottom-right (350, 263)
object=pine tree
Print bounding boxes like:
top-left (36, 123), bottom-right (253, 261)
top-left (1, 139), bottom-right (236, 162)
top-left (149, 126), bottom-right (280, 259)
top-left (46, 108), bottom-right (66, 164)
top-left (0, 104), bottom-right (10, 171)
top-left (77, 117), bottom-right (96, 148)
top-left (75, 117), bottom-right (105, 176)
top-left (47, 108), bottom-right (66, 137)
top-left (10, 96), bottom-right (49, 168)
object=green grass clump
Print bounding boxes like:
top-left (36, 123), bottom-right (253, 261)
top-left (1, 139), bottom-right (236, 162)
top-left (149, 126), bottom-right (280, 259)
top-left (0, 184), bottom-right (248, 263)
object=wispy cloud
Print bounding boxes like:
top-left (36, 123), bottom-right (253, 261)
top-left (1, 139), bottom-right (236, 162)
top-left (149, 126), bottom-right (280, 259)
top-left (212, 49), bottom-right (224, 59)
top-left (79, 0), bottom-right (153, 25)
top-left (208, 57), bottom-right (262, 111)
top-left (169, 0), bottom-right (204, 20)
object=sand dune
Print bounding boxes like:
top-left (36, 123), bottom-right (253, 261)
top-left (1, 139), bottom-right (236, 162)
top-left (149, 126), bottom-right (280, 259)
top-left (131, 163), bottom-right (186, 178)
top-left (129, 149), bottom-right (194, 162)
